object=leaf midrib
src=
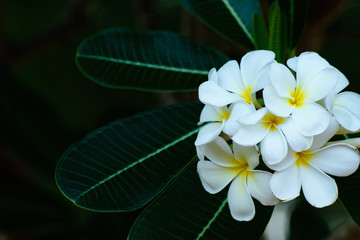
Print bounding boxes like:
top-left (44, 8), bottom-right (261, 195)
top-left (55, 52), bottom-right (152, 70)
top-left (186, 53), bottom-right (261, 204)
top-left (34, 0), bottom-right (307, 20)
top-left (196, 198), bottom-right (228, 240)
top-left (221, 0), bottom-right (254, 43)
top-left (77, 53), bottom-right (209, 75)
top-left (73, 127), bottom-right (201, 202)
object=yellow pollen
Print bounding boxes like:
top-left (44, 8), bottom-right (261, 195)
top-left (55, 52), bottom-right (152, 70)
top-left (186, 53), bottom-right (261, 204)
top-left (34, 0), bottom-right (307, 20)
top-left (240, 87), bottom-right (253, 105)
top-left (294, 150), bottom-right (313, 167)
top-left (289, 88), bottom-right (305, 107)
top-left (262, 113), bottom-right (285, 131)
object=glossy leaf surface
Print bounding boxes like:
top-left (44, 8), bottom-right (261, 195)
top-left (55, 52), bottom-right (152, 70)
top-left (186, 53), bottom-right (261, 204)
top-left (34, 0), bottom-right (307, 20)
top-left (76, 29), bottom-right (229, 91)
top-left (129, 164), bottom-right (274, 240)
top-left (56, 103), bottom-right (203, 211)
top-left (177, 0), bottom-right (262, 49)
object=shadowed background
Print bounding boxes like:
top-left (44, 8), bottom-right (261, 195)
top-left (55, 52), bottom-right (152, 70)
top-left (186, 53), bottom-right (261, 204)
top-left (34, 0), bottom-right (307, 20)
top-left (1, 0), bottom-right (360, 239)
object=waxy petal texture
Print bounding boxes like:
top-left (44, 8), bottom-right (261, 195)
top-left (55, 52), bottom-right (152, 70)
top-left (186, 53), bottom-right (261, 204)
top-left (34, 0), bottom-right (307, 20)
top-left (301, 166), bottom-right (338, 208)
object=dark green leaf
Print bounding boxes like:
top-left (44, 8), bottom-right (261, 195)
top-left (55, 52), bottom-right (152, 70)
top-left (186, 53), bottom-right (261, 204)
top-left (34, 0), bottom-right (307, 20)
top-left (129, 164), bottom-right (274, 240)
top-left (268, 1), bottom-right (288, 63)
top-left (268, 0), bottom-right (310, 50)
top-left (252, 14), bottom-right (269, 50)
top-left (177, 0), bottom-right (262, 49)
top-left (338, 168), bottom-right (360, 227)
top-left (76, 29), bottom-right (229, 92)
top-left (56, 102), bottom-right (203, 211)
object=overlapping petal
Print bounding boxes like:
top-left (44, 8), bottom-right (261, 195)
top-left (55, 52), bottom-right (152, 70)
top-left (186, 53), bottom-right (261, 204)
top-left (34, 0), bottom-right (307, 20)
top-left (195, 121), bottom-right (224, 146)
top-left (261, 129), bottom-right (288, 165)
top-left (217, 60), bottom-right (245, 94)
top-left (228, 174), bottom-right (255, 221)
top-left (301, 165), bottom-right (338, 208)
top-left (197, 160), bottom-right (238, 194)
top-left (247, 171), bottom-right (279, 206)
top-left (292, 102), bottom-right (330, 136)
top-left (270, 164), bottom-right (301, 201)
top-left (199, 137), bottom-right (239, 167)
top-left (199, 81), bottom-right (242, 107)
top-left (310, 143), bottom-right (359, 176)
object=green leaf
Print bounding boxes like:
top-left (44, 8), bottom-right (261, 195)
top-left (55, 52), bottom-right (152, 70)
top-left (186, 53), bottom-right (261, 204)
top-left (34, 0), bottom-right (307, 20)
top-left (129, 164), bottom-right (274, 240)
top-left (177, 0), bottom-right (262, 49)
top-left (76, 29), bottom-right (229, 92)
top-left (268, 1), bottom-right (288, 63)
top-left (268, 0), bottom-right (310, 50)
top-left (252, 14), bottom-right (269, 50)
top-left (56, 102), bottom-right (203, 211)
top-left (338, 168), bottom-right (360, 227)
top-left (279, 0), bottom-right (310, 49)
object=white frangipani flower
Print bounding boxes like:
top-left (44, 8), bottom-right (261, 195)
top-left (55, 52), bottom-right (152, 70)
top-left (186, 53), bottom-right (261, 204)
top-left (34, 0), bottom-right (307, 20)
top-left (198, 50), bottom-right (275, 107)
top-left (322, 70), bottom-right (360, 132)
top-left (197, 137), bottom-right (278, 221)
top-left (232, 107), bottom-right (312, 165)
top-left (263, 52), bottom-right (340, 137)
top-left (269, 117), bottom-right (360, 207)
top-left (194, 102), bottom-right (254, 146)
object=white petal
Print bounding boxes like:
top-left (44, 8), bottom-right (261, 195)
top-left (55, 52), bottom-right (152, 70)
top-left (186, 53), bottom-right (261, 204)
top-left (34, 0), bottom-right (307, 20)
top-left (278, 117), bottom-right (313, 152)
top-left (324, 91), bottom-right (335, 111)
top-left (310, 115), bottom-right (339, 150)
top-left (237, 106), bottom-right (266, 125)
top-left (286, 56), bottom-right (298, 71)
top-left (296, 52), bottom-right (330, 88)
top-left (208, 68), bottom-right (218, 83)
top-left (228, 174), bottom-right (255, 221)
top-left (270, 164), bottom-right (301, 201)
top-left (302, 68), bottom-right (339, 102)
top-left (198, 105), bottom-right (222, 124)
top-left (335, 91), bottom-right (360, 117)
top-left (269, 62), bottom-right (296, 98)
top-left (310, 143), bottom-right (360, 176)
top-left (217, 60), bottom-right (245, 93)
top-left (251, 62), bottom-right (272, 93)
top-left (261, 128), bottom-right (288, 165)
top-left (333, 105), bottom-right (360, 132)
top-left (198, 81), bottom-right (242, 107)
top-left (263, 86), bottom-right (294, 117)
top-left (197, 161), bottom-right (238, 194)
top-left (267, 148), bottom-right (297, 171)
top-left (241, 50), bottom-right (275, 89)
top-left (195, 122), bottom-right (223, 146)
top-left (224, 103), bottom-right (254, 136)
top-left (196, 146), bottom-right (205, 161)
top-left (233, 143), bottom-right (259, 169)
top-left (199, 137), bottom-right (239, 167)
top-left (232, 122), bottom-right (268, 146)
top-left (332, 68), bottom-right (349, 94)
top-left (247, 170), bottom-right (278, 205)
top-left (292, 102), bottom-right (330, 136)
top-left (301, 166), bottom-right (338, 208)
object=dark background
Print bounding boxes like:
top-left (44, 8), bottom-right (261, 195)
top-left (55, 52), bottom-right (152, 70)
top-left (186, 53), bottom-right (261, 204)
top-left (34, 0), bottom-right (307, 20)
top-left (1, 0), bottom-right (360, 239)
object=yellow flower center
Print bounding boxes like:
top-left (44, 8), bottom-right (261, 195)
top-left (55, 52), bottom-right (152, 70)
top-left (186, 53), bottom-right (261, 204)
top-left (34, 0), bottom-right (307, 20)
top-left (289, 88), bottom-right (305, 107)
top-left (295, 150), bottom-right (313, 167)
top-left (219, 108), bottom-right (231, 120)
top-left (240, 87), bottom-right (253, 105)
top-left (262, 113), bottom-right (285, 131)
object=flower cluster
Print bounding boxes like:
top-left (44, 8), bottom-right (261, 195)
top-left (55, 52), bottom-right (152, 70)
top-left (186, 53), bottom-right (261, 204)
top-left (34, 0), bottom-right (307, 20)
top-left (195, 50), bottom-right (360, 221)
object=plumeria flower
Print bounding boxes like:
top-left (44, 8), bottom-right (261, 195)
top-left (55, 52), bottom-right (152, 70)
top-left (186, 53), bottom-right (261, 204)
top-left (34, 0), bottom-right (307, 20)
top-left (269, 117), bottom-right (360, 207)
top-left (197, 137), bottom-right (278, 221)
top-left (263, 52), bottom-right (340, 137)
top-left (198, 50), bottom-right (275, 108)
top-left (232, 107), bottom-right (312, 165)
top-left (322, 70), bottom-right (360, 132)
top-left (194, 102), bottom-right (254, 146)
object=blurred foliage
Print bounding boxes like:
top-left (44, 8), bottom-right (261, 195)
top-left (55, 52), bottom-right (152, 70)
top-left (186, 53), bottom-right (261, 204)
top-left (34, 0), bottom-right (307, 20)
top-left (1, 0), bottom-right (360, 239)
